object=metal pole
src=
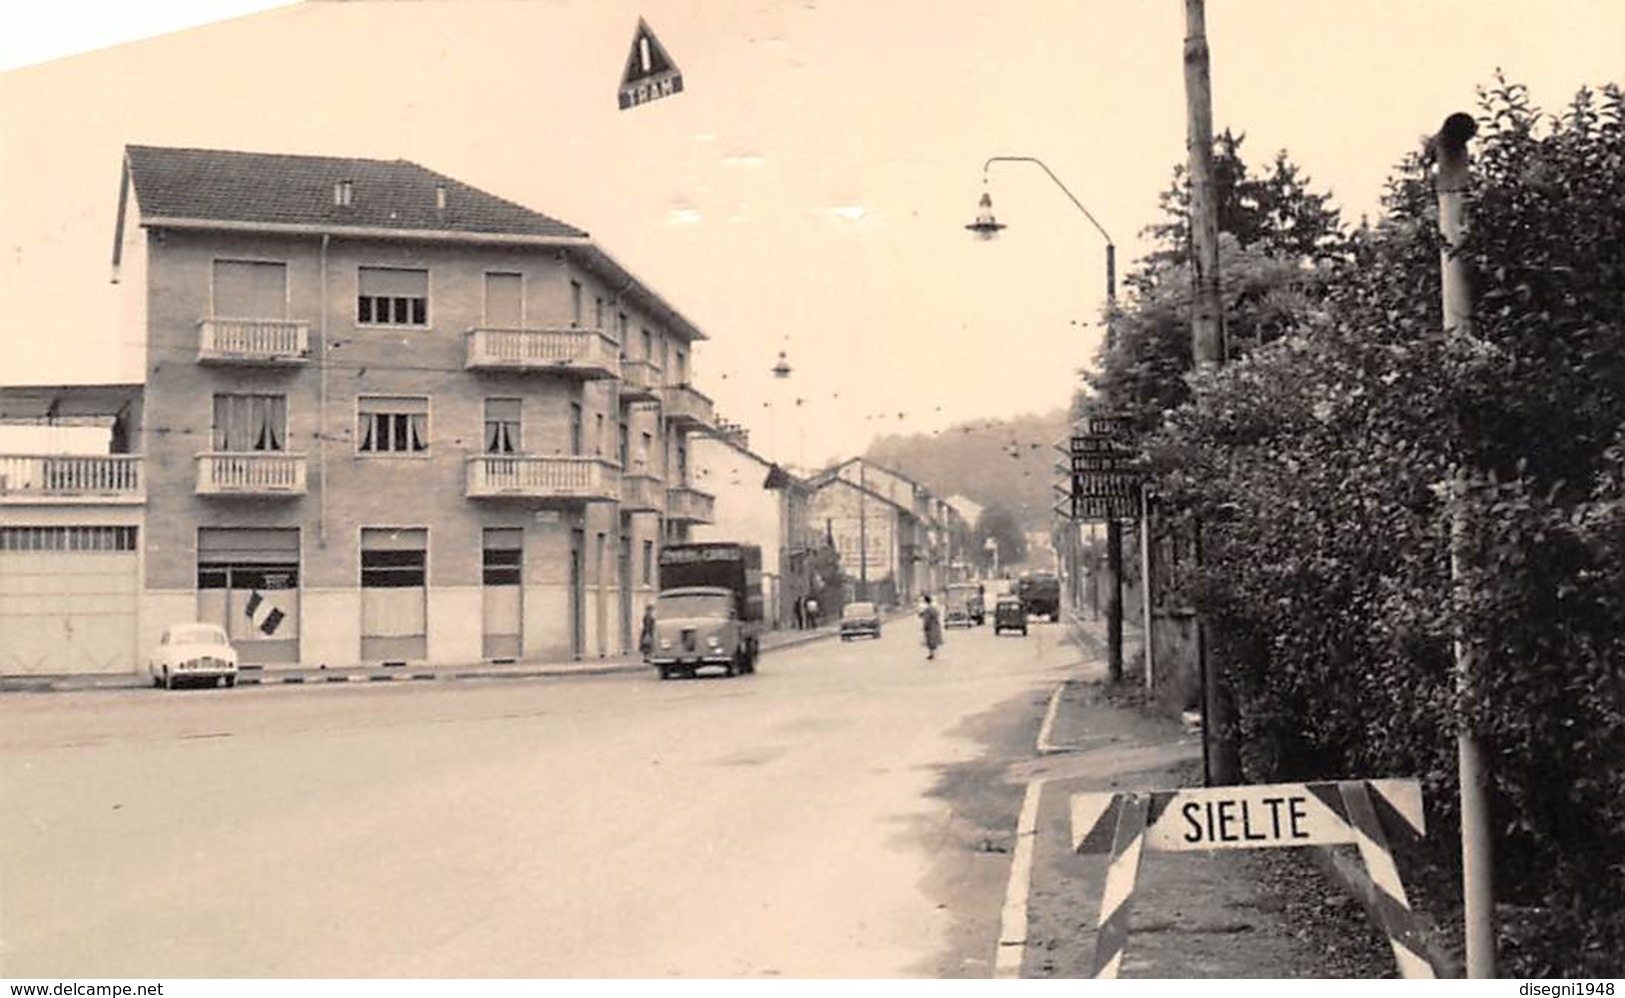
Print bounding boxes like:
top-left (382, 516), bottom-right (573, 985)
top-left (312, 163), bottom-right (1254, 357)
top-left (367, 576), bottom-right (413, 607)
top-left (979, 157), bottom-right (1122, 668)
top-left (1141, 482), bottom-right (1155, 691)
top-left (859, 462), bottom-right (868, 602)
top-left (1437, 110), bottom-right (1496, 979)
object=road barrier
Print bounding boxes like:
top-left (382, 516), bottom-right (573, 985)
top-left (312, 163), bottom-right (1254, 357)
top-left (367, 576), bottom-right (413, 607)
top-left (1071, 778), bottom-right (1436, 979)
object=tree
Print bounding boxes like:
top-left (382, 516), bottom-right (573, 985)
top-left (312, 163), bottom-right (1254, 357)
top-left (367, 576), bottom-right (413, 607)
top-left (1142, 129), bottom-right (1349, 271)
top-left (973, 504), bottom-right (1027, 573)
top-left (1139, 78), bottom-right (1625, 975)
top-left (1076, 137), bottom-right (1346, 435)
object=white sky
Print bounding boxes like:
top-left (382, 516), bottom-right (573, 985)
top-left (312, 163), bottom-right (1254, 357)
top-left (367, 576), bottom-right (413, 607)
top-left (2, 1), bottom-right (1622, 466)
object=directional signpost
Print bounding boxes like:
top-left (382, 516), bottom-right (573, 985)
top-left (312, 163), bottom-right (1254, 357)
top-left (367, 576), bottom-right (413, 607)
top-left (1064, 417), bottom-right (1139, 523)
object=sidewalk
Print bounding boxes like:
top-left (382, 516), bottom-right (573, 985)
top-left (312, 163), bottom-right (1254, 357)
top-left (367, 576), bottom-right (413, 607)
top-left (0, 619), bottom-right (851, 694)
top-left (1009, 614), bottom-right (1397, 979)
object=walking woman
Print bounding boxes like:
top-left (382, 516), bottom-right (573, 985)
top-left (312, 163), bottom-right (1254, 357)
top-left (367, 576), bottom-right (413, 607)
top-left (920, 594), bottom-right (943, 660)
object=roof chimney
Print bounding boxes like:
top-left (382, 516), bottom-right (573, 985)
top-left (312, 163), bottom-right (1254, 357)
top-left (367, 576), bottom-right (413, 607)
top-left (334, 179), bottom-right (354, 207)
top-left (435, 184), bottom-right (447, 212)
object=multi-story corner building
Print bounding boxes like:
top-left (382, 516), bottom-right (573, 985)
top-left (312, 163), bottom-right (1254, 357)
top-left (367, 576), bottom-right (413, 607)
top-left (0, 145), bottom-right (719, 674)
top-left (687, 423), bottom-right (814, 628)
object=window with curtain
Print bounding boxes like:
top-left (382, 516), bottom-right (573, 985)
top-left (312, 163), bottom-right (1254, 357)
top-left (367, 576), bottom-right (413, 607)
top-left (357, 267), bottom-right (428, 326)
top-left (213, 394), bottom-right (287, 452)
top-left (484, 398), bottom-right (521, 454)
top-left (358, 397), bottom-right (429, 454)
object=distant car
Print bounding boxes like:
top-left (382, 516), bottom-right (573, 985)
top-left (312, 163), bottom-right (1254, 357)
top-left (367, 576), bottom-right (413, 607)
top-left (148, 622), bottom-right (239, 690)
top-left (840, 601), bottom-right (882, 641)
top-left (992, 596), bottom-right (1028, 636)
top-left (943, 583), bottom-right (985, 627)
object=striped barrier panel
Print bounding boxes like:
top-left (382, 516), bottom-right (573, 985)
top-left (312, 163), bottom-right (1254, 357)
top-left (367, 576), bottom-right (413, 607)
top-left (1071, 778), bottom-right (1434, 979)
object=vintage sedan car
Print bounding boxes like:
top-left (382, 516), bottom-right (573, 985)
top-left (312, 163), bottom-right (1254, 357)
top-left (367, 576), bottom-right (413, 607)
top-left (840, 601), bottom-right (882, 640)
top-left (148, 622), bottom-right (239, 690)
top-left (992, 595), bottom-right (1028, 636)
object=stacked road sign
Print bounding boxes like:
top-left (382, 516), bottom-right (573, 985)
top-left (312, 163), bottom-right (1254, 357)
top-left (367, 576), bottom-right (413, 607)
top-left (1054, 416), bottom-right (1140, 523)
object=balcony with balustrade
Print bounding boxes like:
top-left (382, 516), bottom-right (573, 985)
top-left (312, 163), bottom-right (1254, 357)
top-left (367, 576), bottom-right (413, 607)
top-left (665, 485), bottom-right (715, 525)
top-left (0, 455), bottom-right (144, 504)
top-left (619, 472), bottom-right (665, 513)
top-left (195, 453), bottom-right (307, 497)
top-left (619, 358), bottom-right (663, 403)
top-left (661, 383), bottom-right (714, 431)
top-left (198, 318), bottom-right (310, 365)
top-left (466, 455), bottom-right (620, 502)
top-left (466, 328), bottom-right (620, 380)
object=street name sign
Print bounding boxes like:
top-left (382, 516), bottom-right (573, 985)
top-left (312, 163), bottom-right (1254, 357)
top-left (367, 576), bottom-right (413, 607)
top-left (618, 18), bottom-right (684, 110)
top-left (1070, 778), bottom-right (1436, 980)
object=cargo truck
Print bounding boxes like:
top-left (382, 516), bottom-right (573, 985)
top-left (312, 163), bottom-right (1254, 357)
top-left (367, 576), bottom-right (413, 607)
top-left (649, 542), bottom-right (763, 679)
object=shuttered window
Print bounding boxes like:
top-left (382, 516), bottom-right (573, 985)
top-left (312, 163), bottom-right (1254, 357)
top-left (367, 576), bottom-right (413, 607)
top-left (213, 260), bottom-right (287, 318)
top-left (357, 267), bottom-right (428, 326)
top-left (484, 273), bottom-right (523, 326)
top-left (482, 528), bottom-right (522, 586)
top-left (360, 528), bottom-right (426, 588)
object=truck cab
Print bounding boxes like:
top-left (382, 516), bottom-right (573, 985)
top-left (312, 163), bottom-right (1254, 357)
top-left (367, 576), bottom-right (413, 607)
top-left (650, 542), bottom-right (763, 680)
top-left (648, 586), bottom-right (755, 679)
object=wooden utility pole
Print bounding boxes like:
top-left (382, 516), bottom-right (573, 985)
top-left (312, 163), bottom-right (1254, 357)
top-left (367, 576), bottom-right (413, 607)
top-left (1184, 0), bottom-right (1240, 784)
top-left (1104, 244), bottom-right (1124, 683)
top-left (1436, 110), bottom-right (1497, 979)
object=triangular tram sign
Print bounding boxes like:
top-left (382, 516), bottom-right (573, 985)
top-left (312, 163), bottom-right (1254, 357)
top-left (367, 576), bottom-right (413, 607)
top-left (618, 18), bottom-right (684, 110)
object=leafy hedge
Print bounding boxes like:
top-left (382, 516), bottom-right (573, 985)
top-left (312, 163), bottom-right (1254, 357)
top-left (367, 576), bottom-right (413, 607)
top-left (1122, 80), bottom-right (1625, 975)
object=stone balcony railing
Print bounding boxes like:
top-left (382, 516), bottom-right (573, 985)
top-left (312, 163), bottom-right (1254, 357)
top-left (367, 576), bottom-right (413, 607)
top-left (195, 452), bottom-right (307, 496)
top-left (466, 328), bottom-right (620, 379)
top-left (466, 455), bottom-right (620, 502)
top-left (662, 383), bottom-right (714, 430)
top-left (665, 485), bottom-right (716, 524)
top-left (0, 454), bottom-right (144, 503)
top-left (198, 318), bottom-right (310, 364)
top-left (618, 472), bottom-right (665, 513)
top-left (619, 358), bottom-right (664, 402)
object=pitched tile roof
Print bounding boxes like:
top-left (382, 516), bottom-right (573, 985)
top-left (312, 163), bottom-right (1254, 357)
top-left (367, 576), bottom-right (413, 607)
top-left (124, 145), bottom-right (589, 239)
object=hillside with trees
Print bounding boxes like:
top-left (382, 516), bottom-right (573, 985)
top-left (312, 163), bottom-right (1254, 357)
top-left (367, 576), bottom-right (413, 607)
top-left (863, 409), bottom-right (1069, 534)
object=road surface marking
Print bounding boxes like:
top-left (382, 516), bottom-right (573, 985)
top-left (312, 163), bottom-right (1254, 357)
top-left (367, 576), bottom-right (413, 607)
top-left (994, 776), bottom-right (1044, 978)
top-left (1036, 681), bottom-right (1067, 754)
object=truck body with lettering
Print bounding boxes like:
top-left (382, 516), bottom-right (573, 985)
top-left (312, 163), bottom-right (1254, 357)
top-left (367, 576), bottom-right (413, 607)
top-left (649, 542), bottom-right (763, 679)
top-left (1016, 571), bottom-right (1060, 622)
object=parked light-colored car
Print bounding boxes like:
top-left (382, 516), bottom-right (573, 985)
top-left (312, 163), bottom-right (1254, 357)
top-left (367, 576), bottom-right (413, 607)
top-left (148, 622), bottom-right (239, 690)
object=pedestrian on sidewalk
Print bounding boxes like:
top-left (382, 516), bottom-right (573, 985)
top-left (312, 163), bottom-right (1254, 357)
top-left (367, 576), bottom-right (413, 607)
top-left (794, 595), bottom-right (806, 630)
top-left (638, 603), bottom-right (656, 657)
top-left (919, 594), bottom-right (943, 660)
top-left (806, 596), bottom-right (820, 628)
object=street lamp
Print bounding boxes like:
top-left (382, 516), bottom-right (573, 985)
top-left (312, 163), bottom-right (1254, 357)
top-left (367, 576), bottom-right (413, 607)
top-left (967, 155), bottom-right (1124, 682)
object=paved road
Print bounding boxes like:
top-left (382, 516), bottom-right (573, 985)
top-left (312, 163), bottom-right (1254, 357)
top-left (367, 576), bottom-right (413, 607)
top-left (0, 616), bottom-right (1082, 978)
